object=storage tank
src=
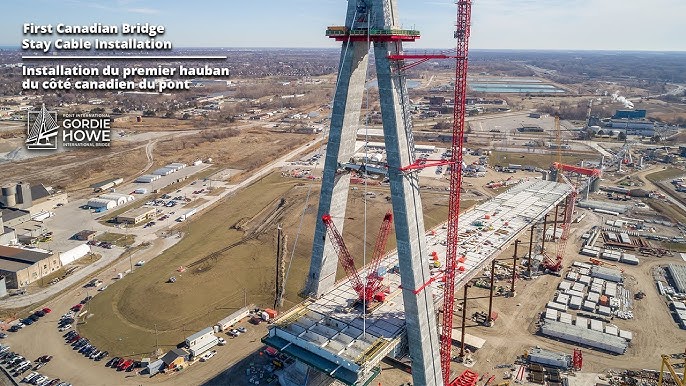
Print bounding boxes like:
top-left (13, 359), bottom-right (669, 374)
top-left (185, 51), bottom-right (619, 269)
top-left (1, 185), bottom-right (17, 207)
top-left (16, 182), bottom-right (32, 208)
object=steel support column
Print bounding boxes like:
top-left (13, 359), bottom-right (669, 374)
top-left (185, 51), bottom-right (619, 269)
top-left (487, 260), bottom-right (496, 326)
top-left (511, 239), bottom-right (520, 294)
top-left (541, 214), bottom-right (548, 250)
top-left (553, 204), bottom-right (560, 241)
top-left (527, 224), bottom-right (535, 275)
top-left (459, 284), bottom-right (469, 357)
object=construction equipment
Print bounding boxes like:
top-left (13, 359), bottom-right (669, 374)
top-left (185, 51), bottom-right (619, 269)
top-left (442, 1), bottom-right (473, 385)
top-left (659, 353), bottom-right (686, 386)
top-left (572, 348), bottom-right (583, 370)
top-left (543, 154), bottom-right (600, 273)
top-left (321, 211), bottom-right (393, 304)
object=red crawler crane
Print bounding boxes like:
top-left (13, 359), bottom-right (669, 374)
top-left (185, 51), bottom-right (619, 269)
top-left (442, 1), bottom-right (473, 385)
top-left (321, 211), bottom-right (394, 304)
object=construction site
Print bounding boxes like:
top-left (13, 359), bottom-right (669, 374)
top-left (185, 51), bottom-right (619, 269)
top-left (258, 1), bottom-right (686, 386)
top-left (1, 2), bottom-right (686, 386)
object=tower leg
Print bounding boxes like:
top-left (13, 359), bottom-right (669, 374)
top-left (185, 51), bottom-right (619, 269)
top-left (306, 41), bottom-right (370, 297)
top-left (374, 42), bottom-right (442, 386)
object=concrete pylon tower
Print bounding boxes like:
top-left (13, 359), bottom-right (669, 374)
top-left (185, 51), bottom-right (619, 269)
top-left (305, 1), bottom-right (443, 385)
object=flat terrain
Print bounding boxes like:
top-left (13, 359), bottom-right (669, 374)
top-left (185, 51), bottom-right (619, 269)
top-left (79, 171), bottom-right (463, 357)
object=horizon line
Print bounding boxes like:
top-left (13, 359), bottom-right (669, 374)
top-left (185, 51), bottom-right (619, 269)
top-left (1, 47), bottom-right (686, 53)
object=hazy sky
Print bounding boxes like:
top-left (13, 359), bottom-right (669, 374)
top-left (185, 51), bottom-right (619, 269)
top-left (2, 0), bottom-right (685, 51)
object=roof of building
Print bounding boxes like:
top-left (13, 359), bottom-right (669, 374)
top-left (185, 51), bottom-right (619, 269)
top-left (30, 184), bottom-right (51, 201)
top-left (118, 206), bottom-right (156, 219)
top-left (0, 208), bottom-right (31, 222)
top-left (90, 178), bottom-right (123, 189)
top-left (0, 259), bottom-right (33, 272)
top-left (0, 245), bottom-right (52, 265)
top-left (186, 327), bottom-right (215, 343)
top-left (667, 264), bottom-right (686, 294)
top-left (161, 348), bottom-right (188, 365)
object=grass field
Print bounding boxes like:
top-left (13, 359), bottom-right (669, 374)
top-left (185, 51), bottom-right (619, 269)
top-left (646, 199), bottom-right (686, 225)
top-left (489, 150), bottom-right (591, 170)
top-left (645, 168), bottom-right (686, 183)
top-left (95, 232), bottom-right (135, 247)
top-left (79, 172), bottom-right (469, 356)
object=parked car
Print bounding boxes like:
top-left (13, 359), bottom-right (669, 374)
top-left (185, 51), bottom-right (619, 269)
top-left (217, 337), bottom-right (226, 346)
top-left (237, 327), bottom-right (247, 333)
top-left (23, 372), bottom-right (38, 383)
top-left (70, 304), bottom-right (83, 312)
top-left (200, 350), bottom-right (216, 362)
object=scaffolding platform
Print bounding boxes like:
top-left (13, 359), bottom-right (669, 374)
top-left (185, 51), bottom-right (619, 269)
top-left (264, 179), bottom-right (572, 385)
top-left (326, 27), bottom-right (421, 42)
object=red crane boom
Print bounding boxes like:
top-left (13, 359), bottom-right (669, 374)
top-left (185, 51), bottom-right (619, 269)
top-left (321, 211), bottom-right (394, 303)
top-left (442, 1), bottom-right (472, 384)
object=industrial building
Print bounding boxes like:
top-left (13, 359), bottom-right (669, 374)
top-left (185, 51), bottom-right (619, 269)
top-left (0, 245), bottom-right (61, 289)
top-left (527, 347), bottom-right (571, 369)
top-left (541, 320), bottom-right (627, 354)
top-left (136, 174), bottom-right (161, 183)
top-left (265, 180), bottom-right (572, 385)
top-left (90, 177), bottom-right (124, 192)
top-left (607, 119), bottom-right (655, 136)
top-left (0, 207), bottom-right (48, 244)
top-left (0, 182), bottom-right (67, 215)
top-left (667, 264), bottom-right (686, 295)
top-left (58, 244), bottom-right (91, 265)
top-left (97, 193), bottom-right (134, 206)
top-left (86, 198), bottom-right (116, 211)
top-left (0, 217), bottom-right (16, 245)
top-left (153, 167), bottom-right (176, 176)
top-left (87, 193), bottom-right (135, 212)
top-left (116, 207), bottom-right (156, 225)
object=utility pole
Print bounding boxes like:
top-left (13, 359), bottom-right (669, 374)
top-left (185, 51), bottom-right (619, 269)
top-left (154, 323), bottom-right (159, 355)
top-left (274, 225), bottom-right (286, 309)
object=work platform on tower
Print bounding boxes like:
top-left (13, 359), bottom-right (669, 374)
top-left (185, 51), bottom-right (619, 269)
top-left (263, 179), bottom-right (573, 385)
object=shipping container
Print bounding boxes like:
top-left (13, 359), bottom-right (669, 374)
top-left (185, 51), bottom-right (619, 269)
top-left (599, 295), bottom-right (609, 306)
top-left (264, 308), bottom-right (278, 319)
top-left (605, 325), bottom-right (619, 336)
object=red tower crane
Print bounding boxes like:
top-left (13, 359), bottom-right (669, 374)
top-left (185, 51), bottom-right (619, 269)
top-left (321, 211), bottom-right (394, 304)
top-left (442, 1), bottom-right (473, 385)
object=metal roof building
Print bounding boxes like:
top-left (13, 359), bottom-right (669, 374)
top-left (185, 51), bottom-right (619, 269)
top-left (667, 264), bottom-right (686, 294)
top-left (541, 320), bottom-right (627, 354)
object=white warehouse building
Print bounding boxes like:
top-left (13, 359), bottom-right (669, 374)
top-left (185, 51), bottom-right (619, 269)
top-left (87, 198), bottom-right (116, 210)
top-left (136, 174), bottom-right (161, 183)
top-left (98, 193), bottom-right (134, 206)
top-left (152, 167), bottom-right (176, 176)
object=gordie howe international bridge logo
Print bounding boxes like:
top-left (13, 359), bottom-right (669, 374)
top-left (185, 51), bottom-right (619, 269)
top-left (25, 104), bottom-right (112, 150)
top-left (26, 104), bottom-right (59, 150)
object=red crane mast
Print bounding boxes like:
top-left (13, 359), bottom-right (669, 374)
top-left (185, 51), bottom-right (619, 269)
top-left (442, 1), bottom-right (473, 384)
